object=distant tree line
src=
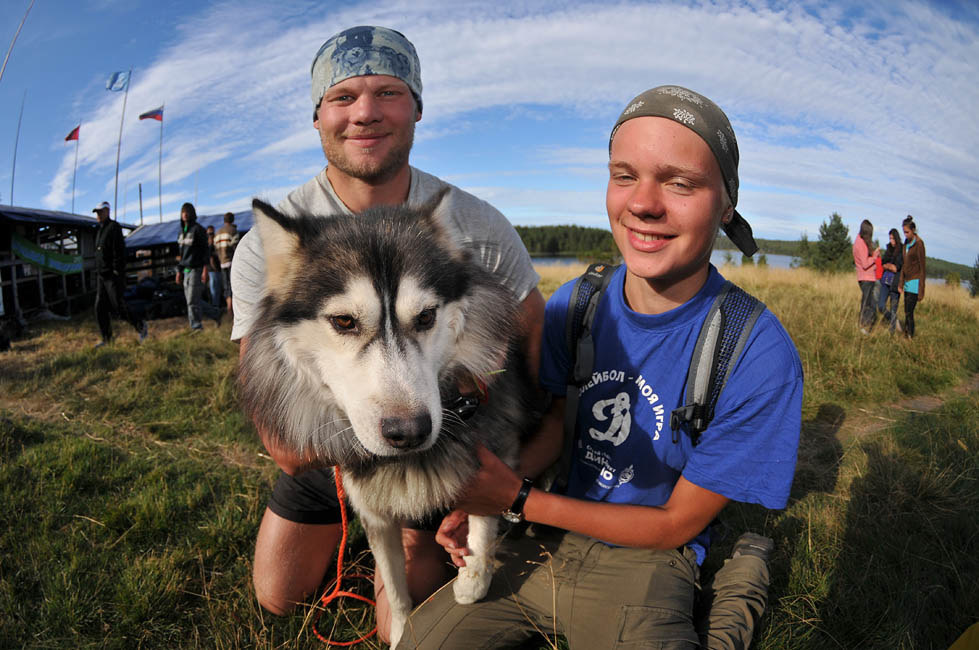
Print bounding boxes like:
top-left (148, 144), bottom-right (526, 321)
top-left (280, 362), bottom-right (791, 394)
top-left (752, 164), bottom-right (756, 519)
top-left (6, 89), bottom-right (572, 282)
top-left (514, 225), bottom-right (618, 259)
top-left (714, 235), bottom-right (801, 257)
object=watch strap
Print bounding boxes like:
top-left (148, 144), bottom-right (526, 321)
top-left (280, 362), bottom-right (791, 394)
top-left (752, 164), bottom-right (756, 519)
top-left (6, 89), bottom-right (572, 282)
top-left (502, 477), bottom-right (534, 522)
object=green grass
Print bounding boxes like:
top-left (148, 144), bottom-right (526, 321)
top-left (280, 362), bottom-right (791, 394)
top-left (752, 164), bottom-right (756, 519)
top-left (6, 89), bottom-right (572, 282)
top-left (712, 391), bottom-right (979, 649)
top-left (1, 266), bottom-right (978, 648)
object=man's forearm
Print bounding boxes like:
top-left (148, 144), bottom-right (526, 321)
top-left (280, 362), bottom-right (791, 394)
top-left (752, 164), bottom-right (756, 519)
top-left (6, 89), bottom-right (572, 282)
top-left (521, 476), bottom-right (728, 550)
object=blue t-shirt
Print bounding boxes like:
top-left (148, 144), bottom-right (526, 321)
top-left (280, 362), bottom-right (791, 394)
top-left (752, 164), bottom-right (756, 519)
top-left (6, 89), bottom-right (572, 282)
top-left (540, 265), bottom-right (803, 563)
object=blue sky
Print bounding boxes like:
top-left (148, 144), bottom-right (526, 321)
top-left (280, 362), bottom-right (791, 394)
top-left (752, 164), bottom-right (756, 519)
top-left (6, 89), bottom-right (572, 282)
top-left (1, 0), bottom-right (977, 265)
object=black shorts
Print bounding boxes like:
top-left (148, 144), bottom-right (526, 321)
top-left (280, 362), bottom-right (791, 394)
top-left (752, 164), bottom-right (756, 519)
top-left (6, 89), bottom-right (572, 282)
top-left (267, 468), bottom-right (446, 531)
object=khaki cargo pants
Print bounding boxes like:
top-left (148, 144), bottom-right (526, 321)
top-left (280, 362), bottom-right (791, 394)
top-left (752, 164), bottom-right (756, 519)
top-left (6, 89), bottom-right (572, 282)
top-left (398, 526), bottom-right (769, 650)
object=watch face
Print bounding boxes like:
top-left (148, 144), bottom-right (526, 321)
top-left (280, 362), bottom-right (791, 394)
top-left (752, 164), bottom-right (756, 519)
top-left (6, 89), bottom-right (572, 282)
top-left (501, 510), bottom-right (522, 524)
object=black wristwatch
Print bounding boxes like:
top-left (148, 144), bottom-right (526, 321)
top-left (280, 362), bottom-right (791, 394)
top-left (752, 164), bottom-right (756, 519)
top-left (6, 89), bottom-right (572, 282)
top-left (501, 477), bottom-right (534, 524)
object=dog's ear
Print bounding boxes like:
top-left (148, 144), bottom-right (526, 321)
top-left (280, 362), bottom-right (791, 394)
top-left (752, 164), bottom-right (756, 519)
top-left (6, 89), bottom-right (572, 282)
top-left (414, 187), bottom-right (468, 262)
top-left (252, 199), bottom-right (299, 297)
top-left (445, 278), bottom-right (518, 381)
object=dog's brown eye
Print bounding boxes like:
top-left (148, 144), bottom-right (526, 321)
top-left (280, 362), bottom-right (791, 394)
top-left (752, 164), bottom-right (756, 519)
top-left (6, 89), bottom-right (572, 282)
top-left (415, 308), bottom-right (436, 331)
top-left (330, 315), bottom-right (358, 333)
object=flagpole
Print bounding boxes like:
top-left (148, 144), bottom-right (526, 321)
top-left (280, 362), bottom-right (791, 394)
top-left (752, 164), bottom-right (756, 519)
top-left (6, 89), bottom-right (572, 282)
top-left (158, 103), bottom-right (164, 222)
top-left (0, 0), bottom-right (35, 87)
top-left (10, 90), bottom-right (25, 205)
top-left (112, 67), bottom-right (132, 220)
top-left (71, 135), bottom-right (79, 214)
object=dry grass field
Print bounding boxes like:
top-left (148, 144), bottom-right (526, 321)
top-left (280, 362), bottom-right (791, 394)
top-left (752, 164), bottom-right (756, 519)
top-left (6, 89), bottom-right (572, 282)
top-left (1, 261), bottom-right (977, 648)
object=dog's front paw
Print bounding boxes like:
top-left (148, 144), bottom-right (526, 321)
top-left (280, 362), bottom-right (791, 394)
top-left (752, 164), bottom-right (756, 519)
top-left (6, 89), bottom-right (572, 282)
top-left (453, 555), bottom-right (493, 604)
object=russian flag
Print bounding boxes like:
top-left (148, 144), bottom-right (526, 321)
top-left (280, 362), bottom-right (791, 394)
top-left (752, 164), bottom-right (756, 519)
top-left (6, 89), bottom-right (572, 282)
top-left (139, 106), bottom-right (163, 121)
top-left (65, 125), bottom-right (80, 141)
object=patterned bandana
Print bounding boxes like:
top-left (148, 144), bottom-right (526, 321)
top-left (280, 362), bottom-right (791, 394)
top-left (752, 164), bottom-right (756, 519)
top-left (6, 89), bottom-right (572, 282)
top-left (311, 26), bottom-right (422, 112)
top-left (609, 86), bottom-right (757, 256)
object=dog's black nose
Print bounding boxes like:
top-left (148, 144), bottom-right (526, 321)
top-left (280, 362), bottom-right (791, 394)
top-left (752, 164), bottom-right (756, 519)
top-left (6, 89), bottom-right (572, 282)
top-left (380, 413), bottom-right (432, 449)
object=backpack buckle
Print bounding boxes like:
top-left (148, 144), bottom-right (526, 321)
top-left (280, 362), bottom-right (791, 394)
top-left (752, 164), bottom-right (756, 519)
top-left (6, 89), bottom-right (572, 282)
top-left (670, 404), bottom-right (706, 444)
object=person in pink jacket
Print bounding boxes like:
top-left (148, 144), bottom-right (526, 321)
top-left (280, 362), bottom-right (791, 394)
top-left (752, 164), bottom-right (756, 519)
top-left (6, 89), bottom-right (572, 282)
top-left (853, 219), bottom-right (881, 332)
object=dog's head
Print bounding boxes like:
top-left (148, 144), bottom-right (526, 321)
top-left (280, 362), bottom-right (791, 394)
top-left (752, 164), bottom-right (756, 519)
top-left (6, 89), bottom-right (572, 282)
top-left (241, 190), bottom-right (519, 464)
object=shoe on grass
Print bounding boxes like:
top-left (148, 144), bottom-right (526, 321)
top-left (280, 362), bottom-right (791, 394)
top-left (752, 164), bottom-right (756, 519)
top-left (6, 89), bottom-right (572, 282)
top-left (94, 340), bottom-right (108, 349)
top-left (730, 533), bottom-right (774, 565)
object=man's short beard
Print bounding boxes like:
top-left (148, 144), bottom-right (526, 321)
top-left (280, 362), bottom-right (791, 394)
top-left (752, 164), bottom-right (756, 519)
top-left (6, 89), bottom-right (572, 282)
top-left (322, 123), bottom-right (415, 185)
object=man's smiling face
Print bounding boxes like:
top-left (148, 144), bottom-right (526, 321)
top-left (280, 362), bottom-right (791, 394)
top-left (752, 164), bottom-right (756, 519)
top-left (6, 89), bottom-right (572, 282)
top-left (606, 116), bottom-right (731, 303)
top-left (315, 74), bottom-right (420, 185)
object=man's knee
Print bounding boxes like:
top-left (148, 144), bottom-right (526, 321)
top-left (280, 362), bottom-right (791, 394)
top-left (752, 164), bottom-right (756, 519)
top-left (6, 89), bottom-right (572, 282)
top-left (253, 577), bottom-right (301, 616)
top-left (252, 508), bottom-right (341, 616)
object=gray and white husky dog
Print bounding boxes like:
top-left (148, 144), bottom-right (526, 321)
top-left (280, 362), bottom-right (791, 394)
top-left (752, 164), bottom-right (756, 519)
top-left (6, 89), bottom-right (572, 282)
top-left (238, 191), bottom-right (538, 646)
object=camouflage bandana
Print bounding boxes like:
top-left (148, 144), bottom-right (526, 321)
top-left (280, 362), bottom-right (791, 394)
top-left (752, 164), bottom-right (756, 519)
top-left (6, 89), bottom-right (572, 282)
top-left (311, 26), bottom-right (422, 112)
top-left (609, 85), bottom-right (757, 256)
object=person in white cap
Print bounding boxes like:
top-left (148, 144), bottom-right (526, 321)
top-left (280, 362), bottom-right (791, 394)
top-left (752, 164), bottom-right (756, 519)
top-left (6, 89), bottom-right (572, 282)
top-left (230, 26), bottom-right (544, 643)
top-left (92, 201), bottom-right (147, 347)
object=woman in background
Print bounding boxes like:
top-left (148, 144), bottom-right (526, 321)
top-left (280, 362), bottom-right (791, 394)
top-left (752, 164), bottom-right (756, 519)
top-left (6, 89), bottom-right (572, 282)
top-left (901, 216), bottom-right (926, 337)
top-left (853, 219), bottom-right (880, 333)
top-left (877, 227), bottom-right (903, 332)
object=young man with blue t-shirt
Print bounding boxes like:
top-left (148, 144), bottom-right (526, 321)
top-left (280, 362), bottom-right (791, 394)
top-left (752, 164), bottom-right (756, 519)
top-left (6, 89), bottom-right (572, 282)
top-left (398, 86), bottom-right (803, 650)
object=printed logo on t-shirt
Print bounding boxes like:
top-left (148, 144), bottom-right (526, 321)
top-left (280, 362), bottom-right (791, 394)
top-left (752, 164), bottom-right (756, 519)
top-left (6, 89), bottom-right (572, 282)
top-left (588, 392), bottom-right (632, 446)
top-left (578, 368), bottom-right (669, 492)
top-left (582, 445), bottom-right (635, 489)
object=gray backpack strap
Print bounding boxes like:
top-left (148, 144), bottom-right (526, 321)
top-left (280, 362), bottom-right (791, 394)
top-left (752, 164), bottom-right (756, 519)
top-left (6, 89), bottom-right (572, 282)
top-left (554, 263), bottom-right (617, 491)
top-left (670, 281), bottom-right (765, 445)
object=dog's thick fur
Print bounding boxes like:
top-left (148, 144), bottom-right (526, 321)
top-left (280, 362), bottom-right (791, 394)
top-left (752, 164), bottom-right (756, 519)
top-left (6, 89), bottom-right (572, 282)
top-left (238, 192), bottom-right (538, 645)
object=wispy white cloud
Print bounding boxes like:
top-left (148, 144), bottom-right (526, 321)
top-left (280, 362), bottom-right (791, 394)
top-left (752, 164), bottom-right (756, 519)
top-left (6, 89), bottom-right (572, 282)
top-left (37, 0), bottom-right (979, 264)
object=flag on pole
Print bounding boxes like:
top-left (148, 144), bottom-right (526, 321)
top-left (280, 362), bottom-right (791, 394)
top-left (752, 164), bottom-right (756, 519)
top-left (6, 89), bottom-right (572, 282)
top-left (139, 106), bottom-right (163, 121)
top-left (65, 125), bottom-right (79, 141)
top-left (105, 70), bottom-right (130, 92)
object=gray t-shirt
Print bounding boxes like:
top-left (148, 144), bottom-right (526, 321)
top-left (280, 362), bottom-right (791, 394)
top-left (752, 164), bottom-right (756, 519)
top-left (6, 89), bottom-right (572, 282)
top-left (231, 166), bottom-right (539, 341)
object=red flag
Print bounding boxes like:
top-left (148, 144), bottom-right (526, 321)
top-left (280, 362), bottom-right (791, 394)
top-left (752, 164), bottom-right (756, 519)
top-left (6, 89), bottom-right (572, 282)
top-left (65, 125), bottom-right (79, 141)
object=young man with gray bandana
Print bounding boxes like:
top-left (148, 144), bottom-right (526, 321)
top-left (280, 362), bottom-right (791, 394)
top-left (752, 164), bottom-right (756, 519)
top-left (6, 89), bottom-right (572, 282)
top-left (230, 26), bottom-right (546, 643)
top-left (399, 87), bottom-right (803, 649)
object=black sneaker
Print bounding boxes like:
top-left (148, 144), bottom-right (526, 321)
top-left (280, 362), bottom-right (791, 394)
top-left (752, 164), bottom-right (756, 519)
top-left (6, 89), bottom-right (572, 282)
top-left (730, 533), bottom-right (774, 564)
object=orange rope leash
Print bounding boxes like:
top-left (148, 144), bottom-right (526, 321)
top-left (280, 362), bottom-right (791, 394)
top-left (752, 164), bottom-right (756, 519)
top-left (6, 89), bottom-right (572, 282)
top-left (311, 467), bottom-right (377, 646)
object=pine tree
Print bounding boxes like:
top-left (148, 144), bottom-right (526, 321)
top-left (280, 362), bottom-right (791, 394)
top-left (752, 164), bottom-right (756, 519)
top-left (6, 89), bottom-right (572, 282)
top-left (812, 213), bottom-right (852, 272)
top-left (794, 233), bottom-right (812, 268)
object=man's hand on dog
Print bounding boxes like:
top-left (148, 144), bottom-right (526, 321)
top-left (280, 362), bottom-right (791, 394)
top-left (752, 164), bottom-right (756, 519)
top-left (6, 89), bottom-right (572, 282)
top-left (436, 510), bottom-right (470, 567)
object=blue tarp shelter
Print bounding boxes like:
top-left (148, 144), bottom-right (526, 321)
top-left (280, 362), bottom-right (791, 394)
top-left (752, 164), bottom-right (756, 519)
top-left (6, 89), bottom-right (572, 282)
top-left (125, 210), bottom-right (252, 249)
